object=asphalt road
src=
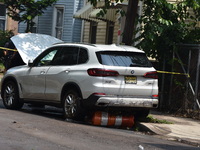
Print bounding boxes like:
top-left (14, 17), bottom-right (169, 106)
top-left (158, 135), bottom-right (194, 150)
top-left (0, 100), bottom-right (199, 150)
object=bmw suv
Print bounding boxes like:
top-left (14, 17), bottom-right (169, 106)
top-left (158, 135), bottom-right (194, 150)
top-left (1, 43), bottom-right (158, 120)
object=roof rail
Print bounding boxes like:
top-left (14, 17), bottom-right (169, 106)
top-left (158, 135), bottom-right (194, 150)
top-left (52, 42), bottom-right (65, 45)
top-left (75, 42), bottom-right (97, 47)
top-left (53, 42), bottom-right (97, 47)
top-left (110, 43), bottom-right (117, 46)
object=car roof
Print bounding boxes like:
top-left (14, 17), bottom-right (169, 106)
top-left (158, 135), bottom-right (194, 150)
top-left (53, 43), bottom-right (145, 53)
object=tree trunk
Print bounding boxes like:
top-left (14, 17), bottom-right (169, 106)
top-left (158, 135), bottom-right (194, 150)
top-left (26, 20), bottom-right (30, 33)
top-left (122, 0), bottom-right (139, 46)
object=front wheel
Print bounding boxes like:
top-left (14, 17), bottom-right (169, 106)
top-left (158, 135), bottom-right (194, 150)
top-left (62, 90), bottom-right (84, 120)
top-left (2, 81), bottom-right (24, 110)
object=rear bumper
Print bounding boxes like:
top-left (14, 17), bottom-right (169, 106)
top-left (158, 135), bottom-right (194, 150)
top-left (83, 94), bottom-right (158, 108)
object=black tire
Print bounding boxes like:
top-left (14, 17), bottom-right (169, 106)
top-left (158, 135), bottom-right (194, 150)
top-left (62, 90), bottom-right (84, 120)
top-left (2, 81), bottom-right (24, 110)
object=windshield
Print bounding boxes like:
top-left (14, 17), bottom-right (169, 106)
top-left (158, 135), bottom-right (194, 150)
top-left (96, 51), bottom-right (152, 67)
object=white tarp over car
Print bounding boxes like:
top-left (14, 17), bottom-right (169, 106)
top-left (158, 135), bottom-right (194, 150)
top-left (11, 33), bottom-right (63, 64)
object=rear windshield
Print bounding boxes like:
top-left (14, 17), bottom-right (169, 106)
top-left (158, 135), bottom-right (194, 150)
top-left (96, 51), bottom-right (152, 67)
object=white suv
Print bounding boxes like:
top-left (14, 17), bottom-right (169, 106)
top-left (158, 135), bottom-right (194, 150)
top-left (1, 43), bottom-right (158, 120)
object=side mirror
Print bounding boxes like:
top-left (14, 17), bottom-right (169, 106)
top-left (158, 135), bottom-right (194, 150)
top-left (28, 60), bottom-right (34, 67)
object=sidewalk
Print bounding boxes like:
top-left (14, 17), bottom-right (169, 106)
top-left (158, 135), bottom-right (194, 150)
top-left (139, 111), bottom-right (200, 147)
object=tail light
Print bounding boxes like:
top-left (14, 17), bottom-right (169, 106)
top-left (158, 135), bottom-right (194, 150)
top-left (152, 95), bottom-right (158, 98)
top-left (144, 71), bottom-right (158, 79)
top-left (87, 68), bottom-right (119, 77)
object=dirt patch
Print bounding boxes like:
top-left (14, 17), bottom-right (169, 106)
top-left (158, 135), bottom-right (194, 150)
top-left (152, 109), bottom-right (200, 121)
top-left (173, 109), bottom-right (200, 120)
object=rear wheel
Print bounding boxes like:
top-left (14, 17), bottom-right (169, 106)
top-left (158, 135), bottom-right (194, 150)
top-left (63, 90), bottom-right (84, 120)
top-left (2, 81), bottom-right (24, 110)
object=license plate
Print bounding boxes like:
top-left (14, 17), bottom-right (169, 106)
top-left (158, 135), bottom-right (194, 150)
top-left (125, 76), bottom-right (137, 84)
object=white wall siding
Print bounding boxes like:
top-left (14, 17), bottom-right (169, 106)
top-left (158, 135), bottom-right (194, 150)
top-left (82, 15), bottom-right (120, 44)
top-left (96, 22), bottom-right (106, 44)
top-left (83, 21), bottom-right (90, 43)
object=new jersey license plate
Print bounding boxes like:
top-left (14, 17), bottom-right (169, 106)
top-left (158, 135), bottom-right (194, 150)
top-left (125, 76), bottom-right (137, 84)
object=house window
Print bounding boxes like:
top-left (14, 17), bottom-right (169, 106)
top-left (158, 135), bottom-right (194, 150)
top-left (0, 4), bottom-right (6, 30)
top-left (52, 6), bottom-right (64, 39)
top-left (89, 21), bottom-right (97, 44)
top-left (106, 22), bottom-right (114, 44)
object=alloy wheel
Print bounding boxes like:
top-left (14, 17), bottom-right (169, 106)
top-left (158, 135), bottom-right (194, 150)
top-left (4, 83), bottom-right (15, 106)
top-left (64, 93), bottom-right (78, 118)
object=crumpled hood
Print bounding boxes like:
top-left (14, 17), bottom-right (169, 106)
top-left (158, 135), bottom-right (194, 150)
top-left (11, 33), bottom-right (63, 64)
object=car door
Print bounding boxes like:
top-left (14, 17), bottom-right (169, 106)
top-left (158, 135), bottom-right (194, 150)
top-left (22, 47), bottom-right (61, 100)
top-left (44, 46), bottom-right (80, 101)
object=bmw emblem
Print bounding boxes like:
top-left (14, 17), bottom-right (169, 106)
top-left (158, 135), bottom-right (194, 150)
top-left (131, 70), bottom-right (135, 74)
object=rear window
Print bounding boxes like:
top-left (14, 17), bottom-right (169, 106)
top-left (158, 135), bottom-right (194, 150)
top-left (96, 51), bottom-right (152, 67)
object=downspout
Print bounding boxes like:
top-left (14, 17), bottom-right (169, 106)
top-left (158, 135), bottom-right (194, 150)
top-left (76, 0), bottom-right (86, 42)
top-left (80, 0), bottom-right (88, 42)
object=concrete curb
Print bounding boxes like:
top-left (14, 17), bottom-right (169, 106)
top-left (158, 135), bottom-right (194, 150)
top-left (137, 120), bottom-right (200, 147)
top-left (137, 122), bottom-right (172, 135)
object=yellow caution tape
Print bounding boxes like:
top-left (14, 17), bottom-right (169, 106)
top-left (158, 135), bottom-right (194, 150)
top-left (157, 70), bottom-right (190, 78)
top-left (0, 47), bottom-right (17, 52)
top-left (0, 47), bottom-right (192, 78)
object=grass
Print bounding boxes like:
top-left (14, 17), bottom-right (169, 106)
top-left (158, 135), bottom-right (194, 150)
top-left (132, 115), bottom-right (173, 132)
top-left (144, 115), bottom-right (173, 124)
top-left (0, 63), bottom-right (4, 78)
top-left (0, 63), bottom-right (4, 72)
top-left (0, 63), bottom-right (4, 69)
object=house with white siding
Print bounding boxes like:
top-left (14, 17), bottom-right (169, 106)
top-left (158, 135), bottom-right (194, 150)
top-left (74, 2), bottom-right (121, 44)
top-left (73, 0), bottom-right (142, 45)
top-left (73, 0), bottom-right (200, 45)
top-left (4, 0), bottom-right (200, 44)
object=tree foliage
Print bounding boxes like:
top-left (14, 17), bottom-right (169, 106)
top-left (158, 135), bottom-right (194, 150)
top-left (134, 0), bottom-right (200, 110)
top-left (88, 0), bottom-right (200, 62)
top-left (0, 30), bottom-right (14, 59)
top-left (4, 0), bottom-right (58, 32)
top-left (135, 0), bottom-right (200, 62)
